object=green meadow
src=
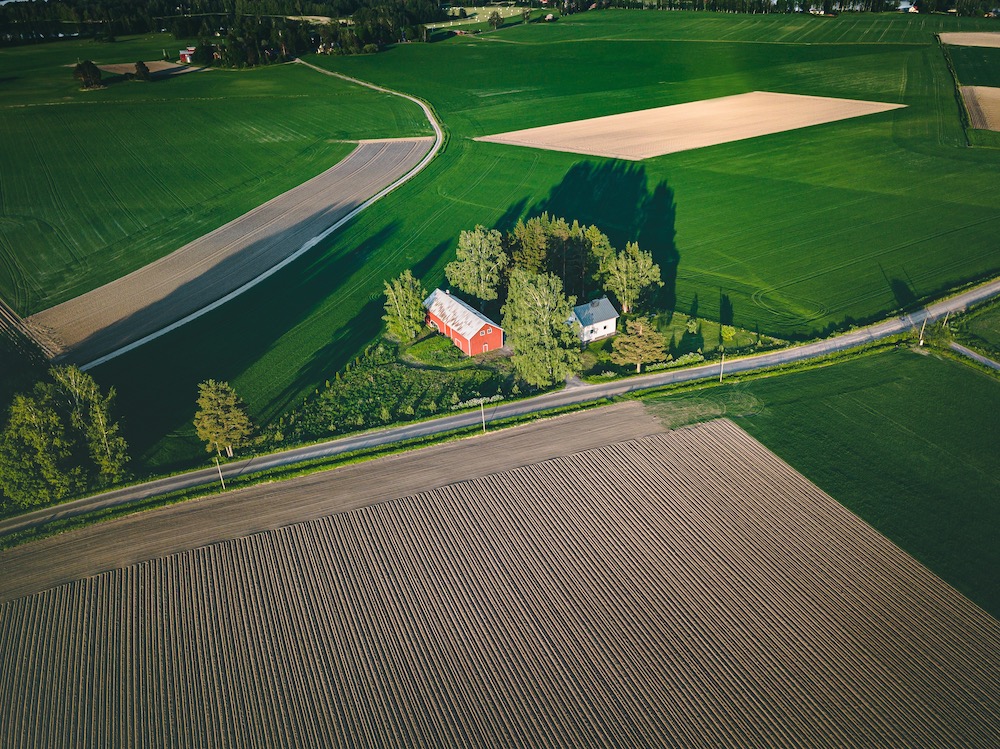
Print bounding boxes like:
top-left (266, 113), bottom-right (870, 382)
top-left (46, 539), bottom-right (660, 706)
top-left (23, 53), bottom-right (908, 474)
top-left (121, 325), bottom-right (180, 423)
top-left (948, 44), bottom-right (1000, 87)
top-left (643, 347), bottom-right (1000, 619)
top-left (0, 33), bottom-right (430, 313)
top-left (5, 12), bottom-right (999, 472)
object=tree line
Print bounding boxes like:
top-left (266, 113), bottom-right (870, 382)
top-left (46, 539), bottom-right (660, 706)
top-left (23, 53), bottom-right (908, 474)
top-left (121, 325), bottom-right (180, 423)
top-left (1, 0), bottom-right (446, 48)
top-left (384, 214), bottom-right (667, 387)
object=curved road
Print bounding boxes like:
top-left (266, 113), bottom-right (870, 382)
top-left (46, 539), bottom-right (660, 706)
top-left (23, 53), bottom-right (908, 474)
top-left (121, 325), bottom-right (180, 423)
top-left (3, 275), bottom-right (998, 539)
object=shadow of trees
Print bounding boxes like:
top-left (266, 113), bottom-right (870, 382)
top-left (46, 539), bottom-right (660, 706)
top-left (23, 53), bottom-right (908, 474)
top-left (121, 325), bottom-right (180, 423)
top-left (510, 161), bottom-right (681, 310)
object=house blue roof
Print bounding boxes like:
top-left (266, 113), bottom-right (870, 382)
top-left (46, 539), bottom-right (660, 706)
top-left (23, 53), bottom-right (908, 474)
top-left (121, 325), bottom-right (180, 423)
top-left (573, 297), bottom-right (619, 327)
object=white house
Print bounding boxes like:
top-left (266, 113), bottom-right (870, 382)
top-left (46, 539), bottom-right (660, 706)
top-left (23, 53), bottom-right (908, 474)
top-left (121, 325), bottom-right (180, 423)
top-left (572, 297), bottom-right (619, 344)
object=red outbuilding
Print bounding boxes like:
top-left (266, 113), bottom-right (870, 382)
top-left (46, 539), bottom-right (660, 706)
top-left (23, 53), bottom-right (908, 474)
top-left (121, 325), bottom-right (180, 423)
top-left (424, 289), bottom-right (503, 356)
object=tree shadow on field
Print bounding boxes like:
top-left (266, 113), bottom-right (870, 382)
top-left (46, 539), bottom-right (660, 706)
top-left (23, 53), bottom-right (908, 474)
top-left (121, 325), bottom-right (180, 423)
top-left (518, 161), bottom-right (681, 310)
top-left (93, 220), bottom-right (404, 467)
top-left (879, 262), bottom-right (918, 312)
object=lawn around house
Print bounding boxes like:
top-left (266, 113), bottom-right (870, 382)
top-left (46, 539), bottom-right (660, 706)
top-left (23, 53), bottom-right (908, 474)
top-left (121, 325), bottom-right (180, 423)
top-left (6, 12), bottom-right (1000, 474)
top-left (641, 346), bottom-right (1000, 619)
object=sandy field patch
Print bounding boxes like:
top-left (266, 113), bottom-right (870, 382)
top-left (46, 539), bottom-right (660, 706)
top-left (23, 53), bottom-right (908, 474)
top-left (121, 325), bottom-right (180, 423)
top-left (939, 32), bottom-right (1000, 48)
top-left (27, 137), bottom-right (433, 363)
top-left (475, 91), bottom-right (905, 160)
top-left (961, 85), bottom-right (1000, 130)
top-left (96, 60), bottom-right (196, 76)
top-left (1, 417), bottom-right (996, 746)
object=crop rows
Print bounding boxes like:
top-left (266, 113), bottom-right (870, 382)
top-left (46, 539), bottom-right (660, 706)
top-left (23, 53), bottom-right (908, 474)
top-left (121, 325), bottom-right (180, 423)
top-left (1, 419), bottom-right (997, 747)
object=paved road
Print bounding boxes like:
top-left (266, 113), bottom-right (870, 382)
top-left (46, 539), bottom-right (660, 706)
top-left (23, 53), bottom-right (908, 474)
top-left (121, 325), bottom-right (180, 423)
top-left (3, 276), bottom-right (998, 540)
top-left (949, 341), bottom-right (1000, 370)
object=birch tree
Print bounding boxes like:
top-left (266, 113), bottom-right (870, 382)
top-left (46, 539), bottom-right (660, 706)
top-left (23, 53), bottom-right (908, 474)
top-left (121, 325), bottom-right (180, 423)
top-left (382, 270), bottom-right (426, 342)
top-left (445, 226), bottom-right (508, 306)
top-left (501, 269), bottom-right (580, 387)
top-left (599, 241), bottom-right (662, 314)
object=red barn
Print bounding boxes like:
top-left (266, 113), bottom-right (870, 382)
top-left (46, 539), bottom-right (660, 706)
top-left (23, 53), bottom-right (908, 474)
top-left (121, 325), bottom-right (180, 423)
top-left (424, 289), bottom-right (503, 356)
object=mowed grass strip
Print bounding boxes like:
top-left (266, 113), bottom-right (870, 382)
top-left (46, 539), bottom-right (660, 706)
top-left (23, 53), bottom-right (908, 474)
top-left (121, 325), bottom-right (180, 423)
top-left (643, 347), bottom-right (1000, 618)
top-left (1, 419), bottom-right (997, 746)
top-left (0, 36), bottom-right (430, 314)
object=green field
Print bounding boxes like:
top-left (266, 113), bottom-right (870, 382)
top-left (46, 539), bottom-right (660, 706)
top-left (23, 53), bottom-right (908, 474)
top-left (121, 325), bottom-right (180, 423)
top-left (948, 44), bottom-right (1000, 87)
top-left (6, 12), bottom-right (999, 472)
top-left (643, 347), bottom-right (1000, 619)
top-left (0, 34), bottom-right (430, 313)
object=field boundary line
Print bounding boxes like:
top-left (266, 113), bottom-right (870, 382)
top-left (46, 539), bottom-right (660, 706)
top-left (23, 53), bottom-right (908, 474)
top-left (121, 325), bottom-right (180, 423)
top-left (76, 64), bottom-right (443, 372)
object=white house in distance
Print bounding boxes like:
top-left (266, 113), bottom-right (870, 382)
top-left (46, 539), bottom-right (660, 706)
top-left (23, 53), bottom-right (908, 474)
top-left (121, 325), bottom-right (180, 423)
top-left (572, 296), bottom-right (619, 344)
top-left (423, 289), bottom-right (504, 356)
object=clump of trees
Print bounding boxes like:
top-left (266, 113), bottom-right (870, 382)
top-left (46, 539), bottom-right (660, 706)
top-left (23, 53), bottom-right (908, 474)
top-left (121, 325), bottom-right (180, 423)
top-left (73, 59), bottom-right (102, 89)
top-left (0, 366), bottom-right (129, 508)
top-left (382, 270), bottom-right (427, 342)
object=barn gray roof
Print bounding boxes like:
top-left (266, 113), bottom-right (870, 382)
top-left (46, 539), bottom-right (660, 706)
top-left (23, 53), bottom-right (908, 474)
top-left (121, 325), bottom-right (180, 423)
top-left (424, 289), bottom-right (500, 340)
top-left (573, 297), bottom-right (619, 327)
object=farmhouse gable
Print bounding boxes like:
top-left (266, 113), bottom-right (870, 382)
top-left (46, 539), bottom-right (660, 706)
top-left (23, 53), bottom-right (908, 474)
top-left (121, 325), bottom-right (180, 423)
top-left (572, 296), bottom-right (619, 344)
top-left (423, 289), bottom-right (503, 356)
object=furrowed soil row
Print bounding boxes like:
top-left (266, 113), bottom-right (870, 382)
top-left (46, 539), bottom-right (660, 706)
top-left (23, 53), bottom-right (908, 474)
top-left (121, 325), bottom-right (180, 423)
top-left (0, 419), bottom-right (997, 747)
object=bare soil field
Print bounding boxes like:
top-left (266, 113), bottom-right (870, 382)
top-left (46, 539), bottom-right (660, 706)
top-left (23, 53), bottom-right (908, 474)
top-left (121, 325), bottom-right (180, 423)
top-left (961, 85), bottom-right (1000, 130)
top-left (940, 32), bottom-right (1000, 48)
top-left (475, 91), bottom-right (905, 161)
top-left (0, 401), bottom-right (666, 603)
top-left (26, 137), bottom-right (433, 364)
top-left (1, 417), bottom-right (997, 747)
top-left (96, 61), bottom-right (197, 77)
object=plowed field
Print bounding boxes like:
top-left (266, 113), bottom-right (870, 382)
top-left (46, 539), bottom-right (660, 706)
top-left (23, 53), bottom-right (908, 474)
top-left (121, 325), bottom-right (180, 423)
top-left (26, 137), bottom-right (433, 364)
top-left (1, 419), bottom-right (996, 747)
top-left (475, 92), bottom-right (904, 160)
top-left (962, 86), bottom-right (1000, 130)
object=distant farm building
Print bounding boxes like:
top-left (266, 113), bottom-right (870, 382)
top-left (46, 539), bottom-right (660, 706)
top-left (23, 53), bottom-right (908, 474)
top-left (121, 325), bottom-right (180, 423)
top-left (424, 289), bottom-right (503, 356)
top-left (179, 46), bottom-right (196, 64)
top-left (572, 296), bottom-right (619, 344)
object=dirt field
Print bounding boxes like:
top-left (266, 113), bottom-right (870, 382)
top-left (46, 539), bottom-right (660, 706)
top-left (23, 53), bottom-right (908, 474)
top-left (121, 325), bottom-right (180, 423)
top-left (1, 416), bottom-right (997, 747)
top-left (940, 32), bottom-right (1000, 48)
top-left (0, 402), bottom-right (666, 603)
top-left (96, 61), bottom-right (197, 77)
top-left (961, 85), bottom-right (1000, 131)
top-left (26, 137), bottom-right (433, 364)
top-left (475, 91), bottom-right (905, 160)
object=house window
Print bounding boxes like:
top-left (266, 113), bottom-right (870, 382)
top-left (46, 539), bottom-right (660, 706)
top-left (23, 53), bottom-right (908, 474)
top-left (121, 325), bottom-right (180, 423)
top-left (480, 330), bottom-right (485, 336)
top-left (487, 327), bottom-right (492, 334)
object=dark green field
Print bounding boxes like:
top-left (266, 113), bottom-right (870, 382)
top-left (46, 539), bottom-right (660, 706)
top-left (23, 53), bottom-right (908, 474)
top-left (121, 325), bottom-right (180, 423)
top-left (949, 44), bottom-right (1000, 87)
top-left (5, 12), bottom-right (998, 471)
top-left (643, 347), bottom-right (1000, 619)
top-left (0, 34), bottom-right (430, 313)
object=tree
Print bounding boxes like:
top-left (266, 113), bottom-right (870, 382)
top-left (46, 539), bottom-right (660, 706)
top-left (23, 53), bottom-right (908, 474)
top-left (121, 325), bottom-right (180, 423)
top-left (599, 241), bottom-right (662, 314)
top-left (611, 317), bottom-right (666, 373)
top-left (0, 393), bottom-right (79, 507)
top-left (502, 269), bottom-right (581, 387)
top-left (445, 226), bottom-right (508, 306)
top-left (508, 215), bottom-right (549, 274)
top-left (382, 270), bottom-right (427, 342)
top-left (522, 7), bottom-right (532, 23)
top-left (194, 380), bottom-right (254, 459)
top-left (49, 366), bottom-right (129, 485)
top-left (73, 60), bottom-right (102, 89)
top-left (134, 60), bottom-right (151, 81)
top-left (0, 365), bottom-right (127, 507)
top-left (488, 10), bottom-right (503, 29)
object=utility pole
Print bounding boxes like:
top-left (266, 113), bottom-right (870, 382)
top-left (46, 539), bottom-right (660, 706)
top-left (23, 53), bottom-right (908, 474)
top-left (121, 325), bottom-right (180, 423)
top-left (918, 317), bottom-right (927, 346)
top-left (719, 352), bottom-right (725, 383)
top-left (215, 451), bottom-right (226, 491)
top-left (481, 401), bottom-right (487, 434)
